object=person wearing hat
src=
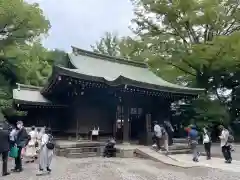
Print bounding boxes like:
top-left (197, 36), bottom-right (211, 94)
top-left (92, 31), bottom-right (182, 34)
top-left (0, 124), bottom-right (10, 176)
top-left (13, 121), bottom-right (29, 172)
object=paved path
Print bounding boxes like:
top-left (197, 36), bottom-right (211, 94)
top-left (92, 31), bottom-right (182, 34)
top-left (2, 156), bottom-right (240, 180)
top-left (198, 143), bottom-right (240, 160)
top-left (169, 154), bottom-right (240, 173)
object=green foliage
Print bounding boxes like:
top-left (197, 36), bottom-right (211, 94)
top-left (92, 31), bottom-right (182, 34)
top-left (0, 0), bottom-right (51, 117)
top-left (130, 0), bottom-right (240, 125)
top-left (192, 96), bottom-right (230, 127)
top-left (92, 0), bottom-right (240, 126)
top-left (91, 32), bottom-right (147, 61)
top-left (0, 0), bottom-right (50, 48)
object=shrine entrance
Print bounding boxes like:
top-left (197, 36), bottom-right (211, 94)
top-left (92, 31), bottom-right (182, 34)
top-left (115, 106), bottom-right (146, 143)
top-left (129, 108), bottom-right (144, 142)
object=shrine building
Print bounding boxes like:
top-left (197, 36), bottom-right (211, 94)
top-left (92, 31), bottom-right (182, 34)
top-left (12, 46), bottom-right (204, 145)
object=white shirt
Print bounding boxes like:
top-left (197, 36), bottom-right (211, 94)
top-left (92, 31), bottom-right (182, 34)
top-left (154, 124), bottom-right (162, 138)
top-left (41, 134), bottom-right (49, 146)
top-left (219, 129), bottom-right (229, 147)
top-left (10, 129), bottom-right (17, 141)
top-left (203, 133), bottom-right (210, 144)
top-left (28, 130), bottom-right (38, 146)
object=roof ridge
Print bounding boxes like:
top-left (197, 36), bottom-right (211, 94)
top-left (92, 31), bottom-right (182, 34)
top-left (71, 46), bottom-right (148, 68)
top-left (16, 83), bottom-right (42, 91)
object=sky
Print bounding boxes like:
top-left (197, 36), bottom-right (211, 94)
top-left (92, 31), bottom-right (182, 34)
top-left (27, 0), bottom-right (134, 52)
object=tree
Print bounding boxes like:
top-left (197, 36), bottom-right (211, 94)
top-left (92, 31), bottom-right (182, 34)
top-left (91, 32), bottom-right (147, 61)
top-left (129, 0), bottom-right (240, 125)
top-left (47, 49), bottom-right (69, 67)
top-left (0, 0), bottom-right (50, 48)
top-left (0, 0), bottom-right (50, 85)
top-left (0, 0), bottom-right (50, 117)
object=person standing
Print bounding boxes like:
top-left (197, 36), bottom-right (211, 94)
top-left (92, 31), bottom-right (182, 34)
top-left (0, 124), bottom-right (10, 176)
top-left (38, 128), bottom-right (54, 174)
top-left (13, 121), bottom-right (29, 172)
top-left (188, 125), bottom-right (199, 162)
top-left (153, 121), bottom-right (162, 151)
top-left (9, 125), bottom-right (17, 149)
top-left (91, 126), bottom-right (100, 141)
top-left (25, 126), bottom-right (38, 163)
top-left (219, 125), bottom-right (232, 163)
top-left (161, 124), bottom-right (169, 154)
top-left (164, 121), bottom-right (174, 145)
top-left (203, 127), bottom-right (211, 160)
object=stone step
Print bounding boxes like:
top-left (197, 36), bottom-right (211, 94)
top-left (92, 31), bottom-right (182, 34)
top-left (65, 152), bottom-right (99, 158)
top-left (167, 149), bottom-right (191, 155)
top-left (173, 138), bottom-right (188, 144)
top-left (168, 144), bottom-right (190, 150)
top-left (66, 147), bottom-right (101, 154)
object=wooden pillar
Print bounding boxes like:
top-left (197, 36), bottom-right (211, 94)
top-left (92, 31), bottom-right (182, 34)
top-left (145, 113), bottom-right (152, 145)
top-left (123, 102), bottom-right (129, 143)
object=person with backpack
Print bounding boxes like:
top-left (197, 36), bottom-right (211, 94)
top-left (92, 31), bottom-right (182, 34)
top-left (203, 127), bottom-right (211, 160)
top-left (219, 125), bottom-right (232, 163)
top-left (38, 128), bottom-right (54, 175)
top-left (188, 125), bottom-right (199, 162)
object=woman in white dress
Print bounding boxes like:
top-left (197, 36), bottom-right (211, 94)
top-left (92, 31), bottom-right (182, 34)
top-left (25, 126), bottom-right (38, 163)
top-left (38, 128), bottom-right (54, 174)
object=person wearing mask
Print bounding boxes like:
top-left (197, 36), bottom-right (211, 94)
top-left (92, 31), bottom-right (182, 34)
top-left (0, 124), bottom-right (10, 176)
top-left (25, 126), bottom-right (38, 163)
top-left (38, 128), bottom-right (54, 175)
top-left (203, 127), bottom-right (211, 160)
top-left (219, 125), bottom-right (232, 163)
top-left (13, 121), bottom-right (29, 172)
top-left (188, 125), bottom-right (199, 162)
top-left (153, 121), bottom-right (162, 151)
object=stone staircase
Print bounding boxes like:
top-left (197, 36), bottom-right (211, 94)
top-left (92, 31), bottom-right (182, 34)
top-left (55, 141), bottom-right (105, 158)
top-left (64, 146), bottom-right (102, 158)
top-left (54, 138), bottom-right (191, 158)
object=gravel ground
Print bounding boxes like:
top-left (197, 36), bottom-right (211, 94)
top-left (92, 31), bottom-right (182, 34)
top-left (1, 156), bottom-right (240, 180)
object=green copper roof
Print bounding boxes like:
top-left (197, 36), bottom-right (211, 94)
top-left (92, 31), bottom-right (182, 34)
top-left (13, 84), bottom-right (50, 103)
top-left (12, 84), bottom-right (67, 107)
top-left (65, 47), bottom-right (204, 95)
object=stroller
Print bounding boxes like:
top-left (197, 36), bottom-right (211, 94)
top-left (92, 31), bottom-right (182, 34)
top-left (103, 138), bottom-right (117, 157)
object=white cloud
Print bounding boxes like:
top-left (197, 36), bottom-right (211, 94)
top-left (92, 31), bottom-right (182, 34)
top-left (27, 0), bottom-right (134, 51)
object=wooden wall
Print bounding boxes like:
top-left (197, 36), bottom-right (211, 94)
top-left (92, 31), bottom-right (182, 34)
top-left (65, 95), bottom-right (115, 135)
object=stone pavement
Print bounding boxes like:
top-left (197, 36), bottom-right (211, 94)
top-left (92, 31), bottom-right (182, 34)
top-left (198, 143), bottom-right (240, 160)
top-left (169, 154), bottom-right (240, 173)
top-left (2, 156), bottom-right (240, 180)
